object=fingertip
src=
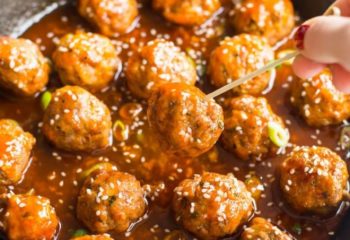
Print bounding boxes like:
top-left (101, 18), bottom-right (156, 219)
top-left (330, 64), bottom-right (350, 94)
top-left (292, 55), bottom-right (326, 79)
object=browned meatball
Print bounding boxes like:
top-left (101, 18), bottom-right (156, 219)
top-left (230, 0), bottom-right (295, 45)
top-left (208, 34), bottom-right (274, 95)
top-left (72, 234), bottom-right (113, 240)
top-left (0, 37), bottom-right (50, 96)
top-left (280, 146), bottom-right (349, 215)
top-left (52, 32), bottom-right (120, 92)
top-left (42, 86), bottom-right (112, 152)
top-left (0, 119), bottom-right (35, 185)
top-left (290, 69), bottom-right (350, 127)
top-left (153, 0), bottom-right (221, 26)
top-left (77, 170), bottom-right (146, 233)
top-left (4, 194), bottom-right (59, 240)
top-left (221, 95), bottom-right (288, 160)
top-left (173, 172), bottom-right (254, 240)
top-left (241, 217), bottom-right (293, 240)
top-left (126, 39), bottom-right (197, 99)
top-left (78, 0), bottom-right (138, 37)
top-left (148, 83), bottom-right (224, 158)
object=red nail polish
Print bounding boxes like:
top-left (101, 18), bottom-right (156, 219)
top-left (294, 25), bottom-right (310, 50)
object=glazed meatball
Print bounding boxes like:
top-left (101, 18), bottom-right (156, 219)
top-left (78, 0), bottom-right (138, 37)
top-left (290, 69), bottom-right (350, 127)
top-left (241, 217), bottom-right (293, 240)
top-left (0, 119), bottom-right (35, 185)
top-left (52, 32), bottom-right (120, 92)
top-left (42, 86), bottom-right (112, 152)
top-left (173, 172), bottom-right (254, 239)
top-left (230, 0), bottom-right (295, 45)
top-left (72, 235), bottom-right (113, 240)
top-left (0, 37), bottom-right (50, 96)
top-left (126, 39), bottom-right (197, 99)
top-left (280, 146), bottom-right (349, 215)
top-left (153, 0), bottom-right (221, 26)
top-left (209, 34), bottom-right (274, 95)
top-left (4, 194), bottom-right (59, 240)
top-left (77, 170), bottom-right (146, 233)
top-left (221, 95), bottom-right (288, 160)
top-left (148, 83), bottom-right (224, 158)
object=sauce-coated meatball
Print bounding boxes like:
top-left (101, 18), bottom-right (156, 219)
top-left (42, 86), bottom-right (112, 152)
top-left (148, 83), bottom-right (224, 158)
top-left (230, 0), bottom-right (295, 45)
top-left (72, 234), bottom-right (113, 240)
top-left (52, 32), bottom-right (120, 92)
top-left (153, 0), bottom-right (221, 26)
top-left (4, 194), bottom-right (59, 240)
top-left (77, 170), bottom-right (146, 233)
top-left (290, 69), bottom-right (350, 127)
top-left (221, 95), bottom-right (288, 160)
top-left (280, 146), bottom-right (349, 215)
top-left (126, 39), bottom-right (197, 99)
top-left (209, 34), bottom-right (274, 95)
top-left (78, 0), bottom-right (138, 37)
top-left (0, 119), bottom-right (35, 185)
top-left (173, 172), bottom-right (254, 239)
top-left (0, 37), bottom-right (50, 96)
top-left (241, 217), bottom-right (293, 240)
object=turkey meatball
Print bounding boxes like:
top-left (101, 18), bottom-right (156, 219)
top-left (0, 119), bottom-right (35, 185)
top-left (42, 86), bottom-right (112, 152)
top-left (126, 39), bottom-right (197, 99)
top-left (173, 172), bottom-right (254, 240)
top-left (52, 32), bottom-right (120, 92)
top-left (230, 0), bottom-right (295, 45)
top-left (0, 37), bottom-right (50, 96)
top-left (221, 95), bottom-right (288, 160)
top-left (280, 146), bottom-right (349, 215)
top-left (78, 0), bottom-right (138, 37)
top-left (148, 83), bottom-right (224, 158)
top-left (77, 170), bottom-right (146, 233)
top-left (4, 194), bottom-right (59, 240)
top-left (209, 34), bottom-right (274, 95)
top-left (290, 69), bottom-right (350, 127)
top-left (72, 234), bottom-right (113, 240)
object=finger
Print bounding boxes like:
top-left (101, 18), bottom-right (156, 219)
top-left (326, 0), bottom-right (350, 16)
top-left (330, 64), bottom-right (350, 93)
top-left (292, 55), bottom-right (326, 79)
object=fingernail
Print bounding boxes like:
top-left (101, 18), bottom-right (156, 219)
top-left (294, 25), bottom-right (310, 50)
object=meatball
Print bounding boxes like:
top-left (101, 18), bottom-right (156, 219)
top-left (230, 0), bottom-right (295, 45)
top-left (280, 146), bottom-right (349, 215)
top-left (78, 0), bottom-right (138, 37)
top-left (72, 235), bottom-right (113, 240)
top-left (77, 170), bottom-right (146, 233)
top-left (42, 86), bottom-right (112, 152)
top-left (126, 39), bottom-right (197, 99)
top-left (153, 0), bottom-right (221, 26)
top-left (173, 172), bottom-right (254, 239)
top-left (4, 194), bottom-right (59, 240)
top-left (221, 95), bottom-right (288, 160)
top-left (148, 83), bottom-right (224, 158)
top-left (0, 119), bottom-right (35, 185)
top-left (0, 37), bottom-right (50, 96)
top-left (241, 217), bottom-right (293, 240)
top-left (290, 69), bottom-right (350, 127)
top-left (208, 34), bottom-right (274, 95)
top-left (52, 32), bottom-right (120, 92)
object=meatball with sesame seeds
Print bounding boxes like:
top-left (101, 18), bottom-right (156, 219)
top-left (230, 0), bottom-right (295, 45)
top-left (78, 0), bottom-right (138, 37)
top-left (72, 234), bottom-right (114, 240)
top-left (4, 194), bottom-right (59, 240)
top-left (280, 146), bottom-right (349, 215)
top-left (173, 172), bottom-right (254, 240)
top-left (221, 95), bottom-right (288, 160)
top-left (125, 39), bottom-right (197, 99)
top-left (208, 34), bottom-right (274, 96)
top-left (148, 83), bottom-right (224, 158)
top-left (0, 119), bottom-right (35, 185)
top-left (52, 32), bottom-right (120, 92)
top-left (290, 69), bottom-right (350, 127)
top-left (77, 170), bottom-right (146, 233)
top-left (0, 37), bottom-right (50, 96)
top-left (42, 86), bottom-right (112, 152)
